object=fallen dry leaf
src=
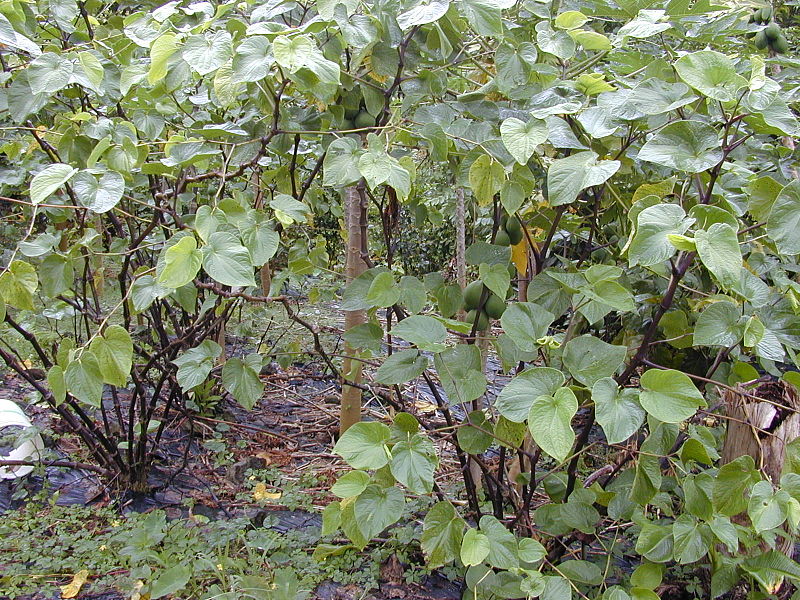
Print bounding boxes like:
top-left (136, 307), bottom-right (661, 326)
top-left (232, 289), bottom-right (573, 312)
top-left (253, 482), bottom-right (282, 502)
top-left (60, 569), bottom-right (89, 599)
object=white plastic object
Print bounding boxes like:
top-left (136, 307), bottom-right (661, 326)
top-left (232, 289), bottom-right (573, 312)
top-left (0, 399), bottom-right (44, 479)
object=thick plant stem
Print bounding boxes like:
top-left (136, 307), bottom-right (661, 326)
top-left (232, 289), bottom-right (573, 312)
top-left (340, 183), bottom-right (367, 435)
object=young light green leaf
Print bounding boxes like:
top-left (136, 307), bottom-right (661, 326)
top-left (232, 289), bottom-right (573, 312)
top-left (89, 325), bottom-right (133, 387)
top-left (460, 528), bottom-right (490, 566)
top-left (694, 223), bottom-right (741, 289)
top-left (157, 236), bottom-right (203, 289)
top-left (201, 231), bottom-right (256, 287)
top-left (30, 163), bottom-right (77, 205)
top-left (221, 354), bottom-right (264, 410)
top-left (639, 369), bottom-right (705, 423)
top-left (528, 387), bottom-right (578, 462)
top-left (500, 117), bottom-right (548, 165)
top-left (593, 377), bottom-right (645, 444)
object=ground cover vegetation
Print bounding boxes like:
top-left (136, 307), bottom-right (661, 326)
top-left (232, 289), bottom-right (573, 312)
top-left (0, 0), bottom-right (799, 598)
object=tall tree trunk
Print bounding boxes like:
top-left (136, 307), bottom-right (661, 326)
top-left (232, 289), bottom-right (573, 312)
top-left (455, 187), bottom-right (467, 320)
top-left (340, 183), bottom-right (367, 434)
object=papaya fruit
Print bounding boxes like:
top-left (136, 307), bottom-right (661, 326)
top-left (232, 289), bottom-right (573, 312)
top-left (466, 309), bottom-right (489, 331)
top-left (755, 30), bottom-right (768, 49)
top-left (772, 34), bottom-right (789, 54)
top-left (765, 22), bottom-right (780, 41)
top-left (354, 111), bottom-right (374, 129)
top-left (495, 229), bottom-right (511, 246)
top-left (485, 294), bottom-right (506, 319)
top-left (463, 281), bottom-right (484, 311)
top-left (505, 216), bottom-right (523, 245)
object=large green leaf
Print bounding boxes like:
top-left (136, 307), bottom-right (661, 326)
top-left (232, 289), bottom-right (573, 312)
top-left (628, 204), bottom-right (692, 267)
top-left (434, 345), bottom-right (487, 405)
top-left (158, 236), bottom-right (203, 289)
top-left (201, 231), bottom-right (256, 287)
top-left (375, 349), bottom-right (427, 384)
top-left (674, 50), bottom-right (748, 103)
top-left (390, 315), bottom-right (447, 352)
top-left (460, 528), bottom-right (490, 567)
top-left (397, 0), bottom-right (450, 29)
top-left (639, 369), bottom-right (706, 423)
top-left (182, 31), bottom-right (232, 76)
top-left (767, 181), bottom-right (800, 255)
top-left (64, 350), bottom-right (103, 407)
top-left (592, 377), bottom-right (645, 444)
top-left (73, 170), bottom-right (124, 213)
top-left (358, 142), bottom-right (411, 200)
top-left (88, 325), bottom-right (133, 387)
top-left (562, 335), bottom-right (627, 387)
top-left (500, 117), bottom-right (548, 165)
top-left (713, 455), bottom-right (760, 516)
top-left (232, 36), bottom-right (273, 82)
top-left (422, 501), bottom-right (464, 569)
top-left (390, 433), bottom-right (438, 493)
top-left (148, 32), bottom-right (178, 84)
top-left (479, 515), bottom-right (519, 569)
top-left (495, 367), bottom-right (564, 422)
top-left (693, 301), bottom-right (742, 346)
top-left (30, 163), bottom-right (77, 205)
top-left (333, 421), bottom-right (391, 469)
top-left (694, 223), bottom-right (741, 289)
top-left (468, 154), bottom-right (504, 206)
top-left (323, 137), bottom-right (362, 187)
top-left (547, 151), bottom-right (619, 206)
top-left (354, 485), bottom-right (405, 539)
top-left (499, 302), bottom-right (554, 352)
top-left (0, 260), bottom-right (38, 310)
top-left (748, 480), bottom-right (788, 533)
top-left (221, 354), bottom-right (264, 410)
top-left (638, 120), bottom-right (722, 173)
top-left (528, 387), bottom-right (578, 462)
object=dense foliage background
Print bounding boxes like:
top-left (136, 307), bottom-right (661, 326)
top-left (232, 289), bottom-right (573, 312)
top-left (1, 0), bottom-right (800, 598)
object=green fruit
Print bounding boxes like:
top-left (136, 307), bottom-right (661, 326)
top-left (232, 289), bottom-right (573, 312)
top-left (344, 107), bottom-right (360, 120)
top-left (341, 119), bottom-right (354, 130)
top-left (754, 8), bottom-right (764, 23)
top-left (466, 309), bottom-right (489, 331)
top-left (506, 218), bottom-right (523, 245)
top-left (485, 294), bottom-right (506, 319)
top-left (772, 34), bottom-right (789, 54)
top-left (505, 215), bottom-right (522, 235)
top-left (765, 22), bottom-right (780, 41)
top-left (494, 229), bottom-right (511, 246)
top-left (463, 281), bottom-right (484, 311)
top-left (755, 30), bottom-right (768, 49)
top-left (354, 111), bottom-right (374, 129)
top-left (762, 5), bottom-right (773, 21)
top-left (749, 12), bottom-right (756, 23)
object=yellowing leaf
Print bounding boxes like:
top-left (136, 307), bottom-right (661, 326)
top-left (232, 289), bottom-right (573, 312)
top-left (60, 569), bottom-right (89, 599)
top-left (511, 239), bottom-right (528, 276)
